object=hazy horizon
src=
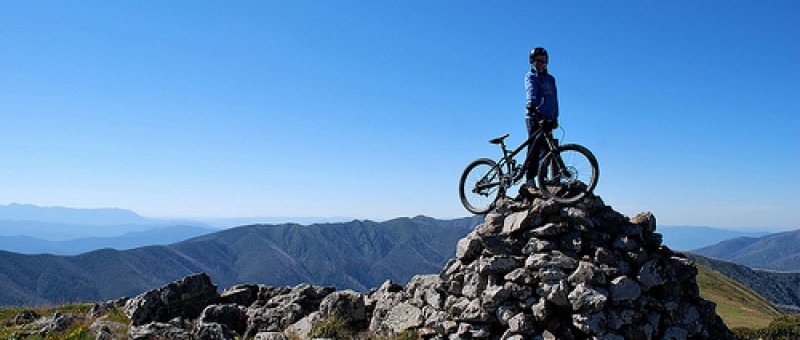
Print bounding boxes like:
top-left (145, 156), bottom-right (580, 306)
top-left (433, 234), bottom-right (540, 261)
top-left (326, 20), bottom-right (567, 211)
top-left (0, 202), bottom-right (794, 233)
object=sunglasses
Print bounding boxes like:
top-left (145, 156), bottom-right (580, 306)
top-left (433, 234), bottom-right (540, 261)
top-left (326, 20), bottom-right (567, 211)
top-left (532, 58), bottom-right (547, 64)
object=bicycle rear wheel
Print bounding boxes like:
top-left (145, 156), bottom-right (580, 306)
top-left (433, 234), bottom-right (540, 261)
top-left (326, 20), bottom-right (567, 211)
top-left (459, 158), bottom-right (504, 214)
top-left (536, 144), bottom-right (599, 204)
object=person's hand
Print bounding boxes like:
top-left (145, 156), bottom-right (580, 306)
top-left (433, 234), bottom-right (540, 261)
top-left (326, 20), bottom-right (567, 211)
top-left (526, 103), bottom-right (539, 115)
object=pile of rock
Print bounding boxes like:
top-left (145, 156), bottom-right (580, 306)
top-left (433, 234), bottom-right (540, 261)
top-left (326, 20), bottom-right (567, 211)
top-left (123, 194), bottom-right (735, 339)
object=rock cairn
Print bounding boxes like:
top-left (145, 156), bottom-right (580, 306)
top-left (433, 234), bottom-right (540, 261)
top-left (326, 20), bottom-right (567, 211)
top-left (123, 194), bottom-right (735, 339)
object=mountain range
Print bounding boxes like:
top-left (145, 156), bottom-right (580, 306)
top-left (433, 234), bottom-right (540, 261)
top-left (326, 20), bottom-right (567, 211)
top-left (0, 204), bottom-right (207, 241)
top-left (0, 203), bottom-right (773, 254)
top-left (2, 202), bottom-right (799, 320)
top-left (0, 215), bottom-right (481, 306)
top-left (0, 225), bottom-right (215, 255)
top-left (657, 225), bottom-right (768, 251)
top-left (686, 253), bottom-right (800, 314)
top-left (692, 229), bottom-right (800, 272)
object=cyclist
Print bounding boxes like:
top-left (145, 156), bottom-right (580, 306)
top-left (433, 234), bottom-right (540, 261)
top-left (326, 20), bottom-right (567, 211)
top-left (523, 47), bottom-right (559, 196)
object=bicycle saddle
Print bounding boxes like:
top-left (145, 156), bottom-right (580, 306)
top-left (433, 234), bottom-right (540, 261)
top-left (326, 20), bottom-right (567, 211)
top-left (489, 134), bottom-right (509, 144)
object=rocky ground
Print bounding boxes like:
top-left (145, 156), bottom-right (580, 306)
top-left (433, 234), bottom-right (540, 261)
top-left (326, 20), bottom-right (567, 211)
top-left (3, 193), bottom-right (737, 339)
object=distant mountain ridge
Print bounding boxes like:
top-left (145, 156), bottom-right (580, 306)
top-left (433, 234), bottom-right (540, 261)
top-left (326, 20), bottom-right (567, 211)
top-left (0, 203), bottom-right (149, 225)
top-left (0, 215), bottom-right (481, 306)
top-left (658, 225), bottom-right (768, 251)
top-left (0, 225), bottom-right (215, 255)
top-left (0, 203), bottom-right (213, 244)
top-left (686, 253), bottom-right (800, 314)
top-left (692, 229), bottom-right (800, 272)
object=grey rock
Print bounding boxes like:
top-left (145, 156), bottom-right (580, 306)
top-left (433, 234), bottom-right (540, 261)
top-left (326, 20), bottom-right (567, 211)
top-left (504, 268), bottom-right (533, 285)
top-left (481, 284), bottom-right (511, 311)
top-left (523, 237), bottom-right (557, 254)
top-left (495, 302), bottom-right (520, 325)
top-left (461, 270), bottom-right (487, 299)
top-left (597, 332), bottom-right (625, 340)
top-left (638, 259), bottom-right (666, 291)
top-left (537, 279), bottom-right (570, 308)
top-left (572, 311), bottom-right (606, 336)
top-left (630, 211), bottom-right (657, 234)
top-left (284, 311), bottom-right (321, 339)
top-left (530, 297), bottom-right (552, 322)
top-left (534, 267), bottom-right (565, 281)
top-left (662, 326), bottom-right (689, 340)
top-left (526, 251), bottom-right (578, 270)
top-left (478, 255), bottom-right (519, 274)
top-left (244, 283), bottom-right (333, 337)
top-left (569, 261), bottom-right (607, 285)
top-left (559, 231), bottom-right (583, 253)
top-left (532, 199), bottom-right (560, 215)
top-left (199, 304), bottom-right (248, 336)
top-left (504, 281), bottom-right (533, 301)
top-left (194, 322), bottom-right (237, 340)
top-left (609, 276), bottom-right (641, 303)
top-left (381, 302), bottom-right (423, 333)
top-left (476, 218), bottom-right (503, 236)
top-left (90, 318), bottom-right (127, 340)
top-left (457, 235), bottom-right (482, 261)
top-left (220, 284), bottom-right (261, 306)
top-left (33, 312), bottom-right (82, 334)
top-left (612, 235), bottom-right (639, 251)
top-left (254, 332), bottom-right (287, 340)
top-left (507, 313), bottom-right (535, 334)
top-left (503, 210), bottom-right (530, 234)
top-left (129, 322), bottom-right (192, 340)
top-left (125, 273), bottom-right (219, 326)
top-left (318, 290), bottom-right (366, 323)
top-left (11, 310), bottom-right (38, 325)
top-left (568, 283), bottom-right (608, 312)
top-left (561, 207), bottom-right (594, 227)
top-left (530, 222), bottom-right (568, 237)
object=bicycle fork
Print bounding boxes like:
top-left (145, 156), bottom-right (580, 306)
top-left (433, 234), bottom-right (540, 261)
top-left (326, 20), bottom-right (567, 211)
top-left (544, 138), bottom-right (572, 181)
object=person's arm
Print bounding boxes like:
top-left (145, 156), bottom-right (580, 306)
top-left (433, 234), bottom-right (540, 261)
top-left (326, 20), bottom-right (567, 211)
top-left (525, 73), bottom-right (541, 115)
top-left (552, 76), bottom-right (559, 121)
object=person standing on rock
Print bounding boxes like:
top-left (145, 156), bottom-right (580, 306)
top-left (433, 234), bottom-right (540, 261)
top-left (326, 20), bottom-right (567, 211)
top-left (523, 47), bottom-right (559, 196)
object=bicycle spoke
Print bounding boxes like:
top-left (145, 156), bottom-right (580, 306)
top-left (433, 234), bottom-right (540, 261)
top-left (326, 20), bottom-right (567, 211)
top-left (537, 144), bottom-right (598, 204)
top-left (460, 158), bottom-right (503, 214)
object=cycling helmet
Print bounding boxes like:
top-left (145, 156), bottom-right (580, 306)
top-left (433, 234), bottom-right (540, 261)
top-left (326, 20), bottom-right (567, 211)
top-left (530, 47), bottom-right (549, 64)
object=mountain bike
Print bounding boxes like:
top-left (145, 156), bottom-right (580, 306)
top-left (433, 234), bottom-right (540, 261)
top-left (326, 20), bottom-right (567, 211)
top-left (459, 122), bottom-right (599, 214)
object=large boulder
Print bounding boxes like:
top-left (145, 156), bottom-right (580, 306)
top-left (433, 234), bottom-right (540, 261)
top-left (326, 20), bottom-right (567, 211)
top-left (124, 273), bottom-right (219, 327)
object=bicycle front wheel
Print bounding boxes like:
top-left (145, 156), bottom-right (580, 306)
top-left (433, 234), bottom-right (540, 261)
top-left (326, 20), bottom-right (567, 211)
top-left (536, 144), bottom-right (599, 204)
top-left (459, 158), bottom-right (504, 214)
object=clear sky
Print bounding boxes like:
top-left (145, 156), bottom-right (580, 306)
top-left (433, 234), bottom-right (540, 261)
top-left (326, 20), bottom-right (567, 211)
top-left (1, 1), bottom-right (798, 230)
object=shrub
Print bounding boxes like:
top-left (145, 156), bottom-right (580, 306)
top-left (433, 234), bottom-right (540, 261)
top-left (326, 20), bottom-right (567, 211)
top-left (308, 316), bottom-right (351, 340)
top-left (732, 315), bottom-right (800, 339)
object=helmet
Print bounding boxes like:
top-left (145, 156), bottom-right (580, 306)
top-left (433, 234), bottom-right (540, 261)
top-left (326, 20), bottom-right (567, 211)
top-left (530, 47), bottom-right (548, 64)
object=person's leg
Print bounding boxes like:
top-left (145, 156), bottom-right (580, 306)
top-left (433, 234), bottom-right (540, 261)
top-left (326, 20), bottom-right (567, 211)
top-left (525, 117), bottom-right (541, 188)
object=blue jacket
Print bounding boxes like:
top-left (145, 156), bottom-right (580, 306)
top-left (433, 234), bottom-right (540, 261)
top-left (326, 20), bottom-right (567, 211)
top-left (525, 69), bottom-right (559, 121)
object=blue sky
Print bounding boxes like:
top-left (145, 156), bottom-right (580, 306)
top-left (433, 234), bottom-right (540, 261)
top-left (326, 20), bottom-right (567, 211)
top-left (1, 1), bottom-right (797, 230)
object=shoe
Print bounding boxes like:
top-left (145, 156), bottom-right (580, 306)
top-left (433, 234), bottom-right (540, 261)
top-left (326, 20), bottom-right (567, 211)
top-left (520, 184), bottom-right (543, 198)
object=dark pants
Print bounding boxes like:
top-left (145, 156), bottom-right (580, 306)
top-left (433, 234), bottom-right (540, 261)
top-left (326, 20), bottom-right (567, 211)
top-left (525, 116), bottom-right (548, 186)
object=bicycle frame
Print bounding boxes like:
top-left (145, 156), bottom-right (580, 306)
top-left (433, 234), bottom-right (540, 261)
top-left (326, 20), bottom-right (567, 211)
top-left (494, 129), bottom-right (559, 185)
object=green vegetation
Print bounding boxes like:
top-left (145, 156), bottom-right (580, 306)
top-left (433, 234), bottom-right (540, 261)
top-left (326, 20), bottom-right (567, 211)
top-left (696, 264), bottom-right (784, 329)
top-left (0, 303), bottom-right (128, 339)
top-left (732, 315), bottom-right (800, 340)
top-left (687, 253), bottom-right (800, 314)
top-left (308, 316), bottom-right (352, 339)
